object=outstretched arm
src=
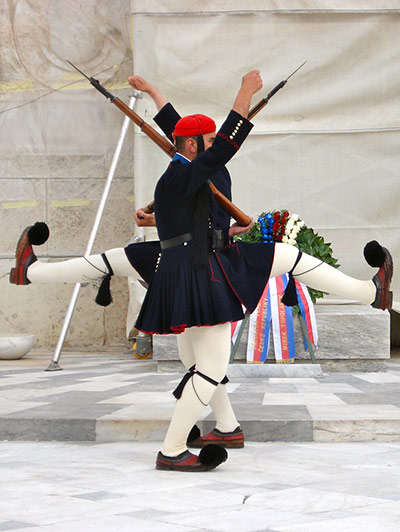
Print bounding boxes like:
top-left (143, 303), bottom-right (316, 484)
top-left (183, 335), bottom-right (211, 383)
top-left (128, 75), bottom-right (179, 139)
top-left (128, 76), bottom-right (168, 111)
top-left (232, 70), bottom-right (263, 118)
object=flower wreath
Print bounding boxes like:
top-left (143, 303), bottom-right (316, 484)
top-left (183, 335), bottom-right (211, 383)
top-left (234, 210), bottom-right (340, 304)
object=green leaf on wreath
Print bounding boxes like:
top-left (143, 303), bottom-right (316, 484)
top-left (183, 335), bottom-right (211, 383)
top-left (234, 210), bottom-right (340, 303)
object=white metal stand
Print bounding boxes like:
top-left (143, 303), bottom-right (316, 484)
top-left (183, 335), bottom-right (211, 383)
top-left (46, 91), bottom-right (142, 371)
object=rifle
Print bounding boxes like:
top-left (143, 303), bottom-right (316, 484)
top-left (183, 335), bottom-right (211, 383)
top-left (140, 62), bottom-right (306, 220)
top-left (67, 60), bottom-right (251, 226)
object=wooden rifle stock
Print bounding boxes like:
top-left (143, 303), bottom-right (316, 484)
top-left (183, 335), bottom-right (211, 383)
top-left (207, 180), bottom-right (251, 226)
top-left (112, 98), bottom-right (177, 158)
top-left (69, 60), bottom-right (304, 228)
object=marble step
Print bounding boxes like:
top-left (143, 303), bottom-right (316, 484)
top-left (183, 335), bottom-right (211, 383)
top-left (1, 353), bottom-right (399, 444)
top-left (153, 304), bottom-right (390, 372)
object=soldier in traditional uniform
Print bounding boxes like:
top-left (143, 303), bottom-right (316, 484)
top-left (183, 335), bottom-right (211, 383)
top-left (128, 75), bottom-right (250, 452)
top-left (10, 71), bottom-right (393, 472)
top-left (130, 70), bottom-right (393, 471)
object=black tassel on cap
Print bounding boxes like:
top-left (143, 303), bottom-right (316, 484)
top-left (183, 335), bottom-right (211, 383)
top-left (364, 240), bottom-right (386, 268)
top-left (27, 222), bottom-right (50, 245)
top-left (95, 253), bottom-right (114, 306)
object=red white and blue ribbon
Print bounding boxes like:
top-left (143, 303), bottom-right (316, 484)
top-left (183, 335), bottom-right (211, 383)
top-left (247, 283), bottom-right (271, 363)
top-left (269, 275), bottom-right (296, 362)
top-left (231, 274), bottom-right (318, 363)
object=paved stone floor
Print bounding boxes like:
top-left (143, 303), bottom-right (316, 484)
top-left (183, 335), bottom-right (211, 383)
top-left (1, 440), bottom-right (400, 531)
top-left (1, 352), bottom-right (400, 443)
top-left (1, 352), bottom-right (400, 530)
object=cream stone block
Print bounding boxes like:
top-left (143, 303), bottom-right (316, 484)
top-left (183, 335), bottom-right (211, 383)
top-left (0, 12), bottom-right (21, 82)
top-left (1, 91), bottom-right (136, 158)
top-left (232, 304), bottom-right (389, 369)
top-left (314, 420), bottom-right (400, 442)
top-left (2, 0), bottom-right (131, 86)
top-left (1, 259), bottom-right (129, 348)
top-left (96, 418), bottom-right (170, 442)
top-left (46, 177), bottom-right (135, 255)
top-left (297, 304), bottom-right (390, 361)
top-left (153, 304), bottom-right (389, 372)
top-left (0, 178), bottom-right (47, 255)
top-left (227, 364), bottom-right (323, 378)
top-left (0, 154), bottom-right (107, 179)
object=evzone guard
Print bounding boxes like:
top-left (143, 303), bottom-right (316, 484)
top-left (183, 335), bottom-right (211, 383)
top-left (10, 71), bottom-right (393, 472)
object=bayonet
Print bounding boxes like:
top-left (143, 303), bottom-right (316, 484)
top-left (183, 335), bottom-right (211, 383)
top-left (248, 61), bottom-right (307, 120)
top-left (67, 59), bottom-right (115, 101)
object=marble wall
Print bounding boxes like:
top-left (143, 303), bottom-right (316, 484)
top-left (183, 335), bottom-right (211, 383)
top-left (0, 0), bottom-right (138, 348)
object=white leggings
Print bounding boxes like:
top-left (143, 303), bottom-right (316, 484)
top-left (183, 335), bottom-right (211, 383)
top-left (162, 323), bottom-right (232, 457)
top-left (271, 243), bottom-right (375, 305)
top-left (177, 328), bottom-right (239, 434)
top-left (27, 242), bottom-right (375, 304)
top-left (161, 243), bottom-right (376, 457)
top-left (26, 243), bottom-right (377, 457)
top-left (27, 248), bottom-right (139, 283)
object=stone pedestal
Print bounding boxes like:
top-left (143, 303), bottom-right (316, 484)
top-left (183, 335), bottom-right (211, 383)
top-left (153, 304), bottom-right (390, 373)
top-left (296, 304), bottom-right (390, 372)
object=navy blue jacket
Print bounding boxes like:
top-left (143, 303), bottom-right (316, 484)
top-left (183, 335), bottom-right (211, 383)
top-left (135, 109), bottom-right (274, 335)
top-left (153, 103), bottom-right (233, 237)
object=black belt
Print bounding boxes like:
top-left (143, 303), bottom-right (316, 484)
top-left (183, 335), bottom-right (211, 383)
top-left (160, 233), bottom-right (192, 250)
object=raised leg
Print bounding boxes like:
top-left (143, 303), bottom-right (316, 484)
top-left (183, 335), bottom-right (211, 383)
top-left (270, 242), bottom-right (392, 308)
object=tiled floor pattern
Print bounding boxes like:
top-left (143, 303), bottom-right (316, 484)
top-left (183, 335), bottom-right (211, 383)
top-left (1, 353), bottom-right (400, 442)
top-left (0, 440), bottom-right (400, 531)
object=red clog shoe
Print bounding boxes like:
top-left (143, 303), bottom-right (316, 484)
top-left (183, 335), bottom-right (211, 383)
top-left (364, 241), bottom-right (393, 310)
top-left (156, 444), bottom-right (227, 472)
top-left (188, 425), bottom-right (244, 449)
top-left (9, 222), bottom-right (49, 285)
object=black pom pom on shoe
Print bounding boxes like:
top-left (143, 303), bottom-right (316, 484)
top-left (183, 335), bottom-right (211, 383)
top-left (199, 444), bottom-right (228, 467)
top-left (27, 222), bottom-right (50, 246)
top-left (187, 425), bottom-right (201, 444)
top-left (364, 240), bottom-right (386, 268)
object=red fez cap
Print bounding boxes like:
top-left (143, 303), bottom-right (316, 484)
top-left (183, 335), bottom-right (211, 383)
top-left (173, 114), bottom-right (216, 139)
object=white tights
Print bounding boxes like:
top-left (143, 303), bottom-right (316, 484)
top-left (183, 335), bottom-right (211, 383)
top-left (270, 243), bottom-right (375, 305)
top-left (27, 248), bottom-right (138, 283)
top-left (177, 328), bottom-right (239, 433)
top-left (26, 243), bottom-right (377, 457)
top-left (161, 323), bottom-right (232, 457)
top-left (27, 243), bottom-right (376, 305)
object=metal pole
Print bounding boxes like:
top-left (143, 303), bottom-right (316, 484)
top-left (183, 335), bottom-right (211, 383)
top-left (46, 91), bottom-right (143, 371)
top-left (229, 312), bottom-right (250, 364)
top-left (298, 313), bottom-right (318, 364)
